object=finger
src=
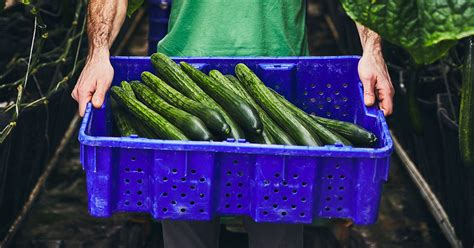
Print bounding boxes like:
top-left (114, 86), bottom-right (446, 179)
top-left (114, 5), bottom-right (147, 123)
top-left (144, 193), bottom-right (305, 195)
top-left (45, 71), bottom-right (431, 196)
top-left (78, 90), bottom-right (92, 117)
top-left (92, 80), bottom-right (110, 108)
top-left (377, 87), bottom-right (394, 116)
top-left (360, 75), bottom-right (376, 106)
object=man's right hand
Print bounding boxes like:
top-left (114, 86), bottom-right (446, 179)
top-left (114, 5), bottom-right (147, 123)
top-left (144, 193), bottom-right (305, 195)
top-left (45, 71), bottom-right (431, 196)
top-left (72, 50), bottom-right (114, 117)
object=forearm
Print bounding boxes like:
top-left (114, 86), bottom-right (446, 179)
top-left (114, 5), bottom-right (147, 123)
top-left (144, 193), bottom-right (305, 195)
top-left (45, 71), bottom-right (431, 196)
top-left (356, 23), bottom-right (382, 54)
top-left (87, 0), bottom-right (127, 58)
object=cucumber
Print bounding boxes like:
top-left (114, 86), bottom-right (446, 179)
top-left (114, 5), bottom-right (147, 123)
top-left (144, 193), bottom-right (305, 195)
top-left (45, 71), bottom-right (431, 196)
top-left (110, 86), bottom-right (188, 141)
top-left (224, 74), bottom-right (296, 145)
top-left (269, 88), bottom-right (351, 146)
top-left (310, 115), bottom-right (377, 147)
top-left (130, 82), bottom-right (213, 141)
top-left (133, 120), bottom-right (159, 139)
top-left (150, 53), bottom-right (244, 139)
top-left (460, 38), bottom-right (474, 167)
top-left (235, 63), bottom-right (320, 146)
top-left (181, 63), bottom-right (262, 134)
top-left (120, 81), bottom-right (136, 98)
top-left (141, 71), bottom-right (230, 136)
top-left (110, 98), bottom-right (139, 137)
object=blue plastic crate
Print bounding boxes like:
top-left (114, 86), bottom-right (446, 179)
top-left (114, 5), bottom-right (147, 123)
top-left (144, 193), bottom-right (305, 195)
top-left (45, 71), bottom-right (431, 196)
top-left (79, 56), bottom-right (393, 224)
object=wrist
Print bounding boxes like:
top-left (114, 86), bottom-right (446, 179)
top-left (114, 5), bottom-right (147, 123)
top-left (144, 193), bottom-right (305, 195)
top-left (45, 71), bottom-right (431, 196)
top-left (87, 47), bottom-right (110, 62)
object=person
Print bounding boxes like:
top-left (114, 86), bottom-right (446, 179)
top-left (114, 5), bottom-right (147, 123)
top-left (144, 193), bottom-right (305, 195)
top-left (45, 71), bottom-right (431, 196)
top-left (72, 1), bottom-right (394, 247)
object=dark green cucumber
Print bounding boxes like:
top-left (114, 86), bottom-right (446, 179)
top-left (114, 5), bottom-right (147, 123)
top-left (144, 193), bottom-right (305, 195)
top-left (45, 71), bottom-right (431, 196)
top-left (235, 63), bottom-right (319, 146)
top-left (110, 98), bottom-right (139, 137)
top-left (133, 120), bottom-right (159, 139)
top-left (150, 53), bottom-right (244, 139)
top-left (310, 115), bottom-right (377, 147)
top-left (130, 82), bottom-right (213, 141)
top-left (110, 86), bottom-right (188, 140)
top-left (460, 38), bottom-right (474, 167)
top-left (141, 71), bottom-right (230, 136)
top-left (120, 81), bottom-right (135, 98)
top-left (224, 74), bottom-right (295, 145)
top-left (269, 88), bottom-right (351, 146)
top-left (181, 63), bottom-right (262, 134)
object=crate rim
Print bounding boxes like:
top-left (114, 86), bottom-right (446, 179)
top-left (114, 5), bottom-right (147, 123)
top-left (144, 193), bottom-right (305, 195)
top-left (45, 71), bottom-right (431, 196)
top-left (79, 56), bottom-right (393, 158)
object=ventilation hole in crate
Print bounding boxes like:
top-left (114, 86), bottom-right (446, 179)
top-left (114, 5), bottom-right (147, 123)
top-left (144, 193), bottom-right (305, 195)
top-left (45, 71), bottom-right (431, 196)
top-left (275, 85), bottom-right (280, 90)
top-left (282, 196), bottom-right (288, 201)
top-left (124, 201), bottom-right (130, 206)
top-left (124, 179), bottom-right (130, 184)
top-left (125, 190), bottom-right (130, 195)
top-left (226, 171), bottom-right (232, 176)
top-left (181, 193), bottom-right (186, 198)
top-left (342, 112), bottom-right (348, 117)
top-left (327, 186), bottom-right (333, 190)
top-left (335, 91), bottom-right (340, 96)
top-left (125, 168), bottom-right (130, 172)
top-left (301, 197), bottom-right (307, 202)
top-left (199, 193), bottom-right (205, 198)
top-left (163, 177), bottom-right (168, 182)
top-left (339, 186), bottom-right (345, 191)
top-left (273, 188), bottom-right (279, 193)
top-left (199, 209), bottom-right (205, 213)
top-left (237, 171), bottom-right (243, 177)
top-left (137, 201), bottom-right (143, 206)
top-left (238, 182), bottom-right (243, 187)
top-left (190, 185), bottom-right (196, 190)
top-left (340, 175), bottom-right (346, 179)
top-left (233, 160), bottom-right (238, 164)
top-left (304, 91), bottom-right (308, 96)
top-left (226, 182), bottom-right (232, 187)
top-left (200, 177), bottom-right (206, 183)
top-left (326, 97), bottom-right (332, 103)
top-left (191, 169), bottom-right (197, 174)
top-left (293, 174), bottom-right (299, 179)
top-left (334, 105), bottom-right (340, 110)
top-left (325, 207), bottom-right (330, 211)
top-left (292, 189), bottom-right (298, 194)
top-left (318, 104), bottom-right (324, 110)
top-left (171, 200), bottom-right (177, 205)
top-left (237, 204), bottom-right (242, 209)
top-left (310, 83), bottom-right (316, 88)
top-left (273, 204), bottom-right (278, 208)
top-left (337, 207), bottom-right (343, 211)
top-left (264, 180), bottom-right (270, 186)
top-left (291, 205), bottom-right (297, 209)
top-left (310, 98), bottom-right (316, 103)
top-left (162, 192), bottom-right (168, 197)
top-left (335, 164), bottom-right (340, 169)
top-left (172, 168), bottom-right (178, 174)
top-left (237, 193), bottom-right (243, 198)
top-left (338, 196), bottom-right (343, 200)
top-left (263, 211), bottom-right (269, 215)
top-left (343, 83), bottom-right (348, 88)
top-left (137, 168), bottom-right (143, 172)
top-left (300, 212), bottom-right (305, 217)
top-left (190, 201), bottom-right (195, 205)
top-left (326, 112), bottom-right (332, 117)
top-left (162, 208), bottom-right (168, 212)
top-left (302, 182), bottom-right (307, 187)
top-left (180, 208), bottom-right (186, 213)
top-left (326, 83), bottom-right (332, 88)
top-left (281, 211), bottom-right (287, 216)
top-left (225, 193), bottom-right (231, 197)
top-left (282, 181), bottom-right (288, 186)
top-left (264, 196), bottom-right (269, 200)
top-left (327, 175), bottom-right (333, 179)
top-left (172, 185), bottom-right (177, 189)
top-left (274, 173), bottom-right (280, 178)
top-left (326, 197), bottom-right (331, 201)
top-left (180, 177), bottom-right (186, 182)
top-left (225, 204), bottom-right (230, 208)
top-left (342, 97), bottom-right (348, 102)
top-left (131, 157), bottom-right (136, 161)
top-left (137, 191), bottom-right (142, 195)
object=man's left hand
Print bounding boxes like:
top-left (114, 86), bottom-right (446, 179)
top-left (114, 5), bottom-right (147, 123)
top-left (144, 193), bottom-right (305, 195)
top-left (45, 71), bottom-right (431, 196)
top-left (358, 51), bottom-right (395, 116)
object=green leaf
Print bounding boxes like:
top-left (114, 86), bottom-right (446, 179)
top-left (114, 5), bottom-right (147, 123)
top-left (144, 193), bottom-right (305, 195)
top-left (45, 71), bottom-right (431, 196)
top-left (340, 0), bottom-right (474, 64)
top-left (127, 0), bottom-right (144, 17)
top-left (0, 0), bottom-right (5, 11)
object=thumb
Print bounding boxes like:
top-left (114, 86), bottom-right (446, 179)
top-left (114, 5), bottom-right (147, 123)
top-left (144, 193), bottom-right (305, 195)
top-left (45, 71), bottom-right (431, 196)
top-left (92, 81), bottom-right (109, 108)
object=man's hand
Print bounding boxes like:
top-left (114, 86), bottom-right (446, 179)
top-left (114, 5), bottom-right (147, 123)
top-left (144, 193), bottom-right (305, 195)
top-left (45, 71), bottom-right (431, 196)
top-left (72, 50), bottom-right (114, 116)
top-left (356, 23), bottom-right (394, 116)
top-left (358, 51), bottom-right (394, 116)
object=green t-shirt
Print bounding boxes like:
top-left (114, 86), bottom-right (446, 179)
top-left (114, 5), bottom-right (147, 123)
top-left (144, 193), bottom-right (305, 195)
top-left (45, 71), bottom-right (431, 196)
top-left (157, 0), bottom-right (309, 56)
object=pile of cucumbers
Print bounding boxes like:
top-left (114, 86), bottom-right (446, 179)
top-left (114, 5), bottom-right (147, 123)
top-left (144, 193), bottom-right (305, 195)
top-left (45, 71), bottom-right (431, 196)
top-left (110, 53), bottom-right (377, 147)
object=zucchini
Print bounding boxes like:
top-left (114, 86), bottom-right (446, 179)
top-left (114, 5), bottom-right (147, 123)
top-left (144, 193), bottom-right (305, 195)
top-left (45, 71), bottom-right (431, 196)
top-left (310, 115), bottom-right (377, 147)
top-left (141, 71), bottom-right (230, 136)
top-left (181, 63), bottom-right (262, 134)
top-left (110, 98), bottom-right (139, 137)
top-left (235, 63), bottom-right (320, 146)
top-left (130, 82), bottom-right (214, 141)
top-left (110, 86), bottom-right (188, 141)
top-left (120, 81), bottom-right (136, 98)
top-left (225, 74), bottom-right (296, 145)
top-left (269, 88), bottom-right (351, 146)
top-left (150, 53), bottom-right (244, 139)
top-left (460, 38), bottom-right (474, 167)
